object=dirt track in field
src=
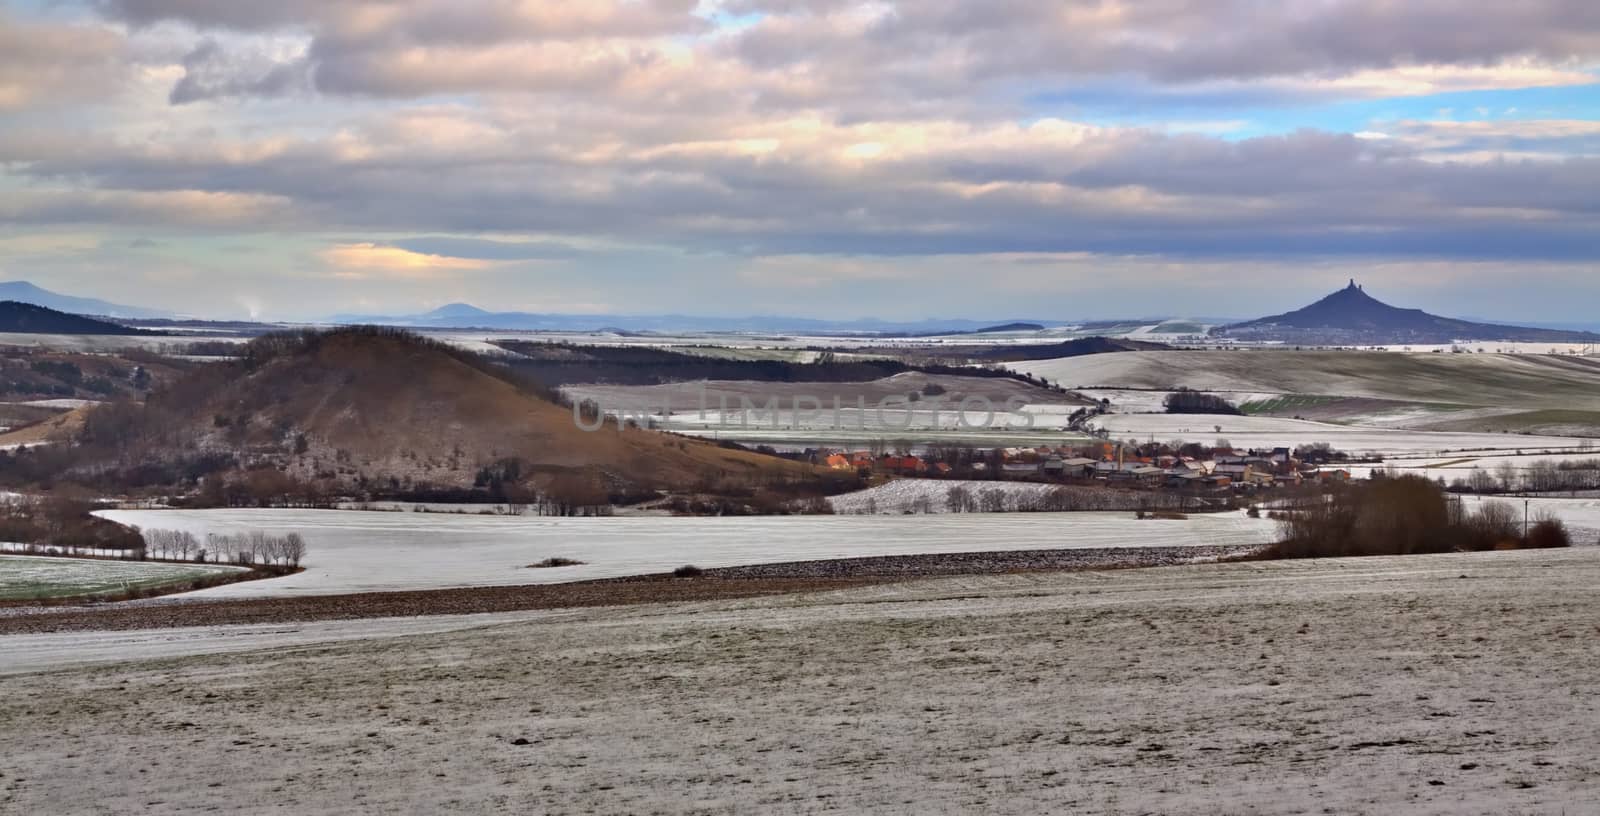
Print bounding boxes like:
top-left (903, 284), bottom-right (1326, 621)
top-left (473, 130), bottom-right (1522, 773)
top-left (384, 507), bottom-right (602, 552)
top-left (0, 545), bottom-right (1255, 634)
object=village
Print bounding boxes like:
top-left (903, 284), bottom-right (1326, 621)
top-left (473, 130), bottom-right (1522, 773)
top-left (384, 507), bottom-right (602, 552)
top-left (807, 440), bottom-right (1355, 494)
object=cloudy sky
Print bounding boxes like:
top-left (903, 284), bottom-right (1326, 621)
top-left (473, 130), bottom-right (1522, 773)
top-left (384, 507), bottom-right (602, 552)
top-left (1, 0), bottom-right (1598, 322)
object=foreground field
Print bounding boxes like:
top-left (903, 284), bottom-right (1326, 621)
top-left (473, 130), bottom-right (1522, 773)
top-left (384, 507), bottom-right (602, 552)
top-left (0, 555), bottom-right (244, 602)
top-left (95, 509), bottom-right (1278, 598)
top-left (2, 548), bottom-right (1596, 814)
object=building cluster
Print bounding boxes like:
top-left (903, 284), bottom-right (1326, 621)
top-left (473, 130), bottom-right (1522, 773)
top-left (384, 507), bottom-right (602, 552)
top-left (815, 444), bottom-right (1351, 493)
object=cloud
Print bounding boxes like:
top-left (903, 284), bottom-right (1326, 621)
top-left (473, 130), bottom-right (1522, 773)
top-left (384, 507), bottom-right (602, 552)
top-left (79, 0), bottom-right (1600, 108)
top-left (4, 0), bottom-right (1600, 321)
top-left (169, 39), bottom-right (312, 104)
top-left (0, 12), bottom-right (126, 111)
top-left (7, 108), bottom-right (1598, 260)
top-left (387, 236), bottom-right (582, 261)
top-left (320, 242), bottom-right (497, 278)
top-left (0, 189), bottom-right (296, 229)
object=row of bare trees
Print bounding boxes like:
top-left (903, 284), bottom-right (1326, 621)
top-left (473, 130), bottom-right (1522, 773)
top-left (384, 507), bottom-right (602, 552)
top-left (843, 484), bottom-right (1203, 515)
top-left (140, 528), bottom-right (308, 568)
top-left (946, 484), bottom-right (1197, 514)
top-left (1451, 458), bottom-right (1600, 495)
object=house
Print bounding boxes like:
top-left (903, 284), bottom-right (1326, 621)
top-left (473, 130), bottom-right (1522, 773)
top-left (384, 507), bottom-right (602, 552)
top-left (1058, 457), bottom-right (1098, 478)
top-left (825, 453), bottom-right (853, 470)
top-left (1129, 465), bottom-right (1166, 485)
top-left (1214, 463), bottom-right (1253, 482)
top-left (1166, 471), bottom-right (1208, 490)
top-left (880, 455), bottom-right (926, 474)
top-left (1168, 458), bottom-right (1207, 476)
top-left (1102, 462), bottom-right (1164, 484)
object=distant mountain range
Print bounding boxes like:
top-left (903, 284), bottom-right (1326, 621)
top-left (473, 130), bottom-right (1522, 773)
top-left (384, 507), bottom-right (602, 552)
top-left (0, 301), bottom-right (159, 336)
top-left (0, 281), bottom-right (174, 320)
top-left (1216, 282), bottom-right (1600, 344)
top-left (328, 303), bottom-right (1060, 335)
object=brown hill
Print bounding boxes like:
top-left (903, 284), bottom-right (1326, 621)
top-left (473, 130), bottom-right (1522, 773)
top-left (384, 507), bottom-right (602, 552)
top-left (60, 329), bottom-right (822, 502)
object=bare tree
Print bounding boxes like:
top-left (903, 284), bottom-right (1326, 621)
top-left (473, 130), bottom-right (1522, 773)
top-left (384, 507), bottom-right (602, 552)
top-left (282, 533), bottom-right (307, 568)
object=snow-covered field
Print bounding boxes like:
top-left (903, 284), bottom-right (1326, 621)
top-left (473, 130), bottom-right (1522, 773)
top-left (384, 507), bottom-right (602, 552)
top-left (0, 555), bottom-right (245, 601)
top-left (0, 332), bottom-right (250, 352)
top-left (1352, 451), bottom-right (1600, 477)
top-left (6, 398), bottom-right (101, 410)
top-left (1086, 413), bottom-right (1596, 456)
top-left (1070, 388), bottom-right (1279, 414)
top-left (5, 548), bottom-right (1598, 814)
top-left (96, 508), bottom-right (1278, 599)
top-left (1016, 350), bottom-right (1600, 412)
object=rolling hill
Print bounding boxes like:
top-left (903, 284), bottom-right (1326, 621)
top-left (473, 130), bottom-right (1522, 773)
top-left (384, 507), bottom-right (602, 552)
top-left (1217, 282), bottom-right (1600, 344)
top-left (56, 329), bottom-right (822, 500)
top-left (0, 301), bottom-right (158, 336)
top-left (1015, 349), bottom-right (1600, 411)
top-left (0, 282), bottom-right (173, 320)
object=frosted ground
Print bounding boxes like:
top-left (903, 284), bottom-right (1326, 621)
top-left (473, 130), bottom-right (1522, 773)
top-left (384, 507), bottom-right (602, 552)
top-left (97, 508), bottom-right (1278, 599)
top-left (0, 555), bottom-right (244, 601)
top-left (3, 548), bottom-right (1596, 814)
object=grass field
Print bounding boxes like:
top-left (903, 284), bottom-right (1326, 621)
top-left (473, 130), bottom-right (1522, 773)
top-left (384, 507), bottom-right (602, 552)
top-left (1418, 409), bottom-right (1600, 437)
top-left (0, 555), bottom-right (246, 602)
top-left (1239, 394), bottom-right (1344, 415)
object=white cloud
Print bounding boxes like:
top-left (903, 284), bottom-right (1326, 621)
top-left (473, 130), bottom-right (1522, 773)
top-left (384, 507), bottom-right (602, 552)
top-left (319, 242), bottom-right (497, 278)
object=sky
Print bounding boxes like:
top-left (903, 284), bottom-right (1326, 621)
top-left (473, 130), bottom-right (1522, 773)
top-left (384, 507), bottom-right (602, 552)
top-left (1, 0), bottom-right (1598, 323)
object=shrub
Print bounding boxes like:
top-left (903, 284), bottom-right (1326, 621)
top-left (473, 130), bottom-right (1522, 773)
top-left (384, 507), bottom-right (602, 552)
top-left (673, 564), bottom-right (704, 578)
top-left (1525, 518), bottom-right (1571, 549)
top-left (529, 557), bottom-right (585, 568)
top-left (1163, 388), bottom-right (1243, 415)
top-left (1267, 477), bottom-right (1573, 558)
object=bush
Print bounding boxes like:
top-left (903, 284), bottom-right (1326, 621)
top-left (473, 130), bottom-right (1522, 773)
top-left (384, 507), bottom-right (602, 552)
top-left (673, 564), bottom-right (704, 578)
top-left (529, 557), bottom-right (585, 568)
top-left (1163, 388), bottom-right (1243, 415)
top-left (1268, 477), bottom-right (1572, 558)
top-left (1525, 518), bottom-right (1571, 549)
